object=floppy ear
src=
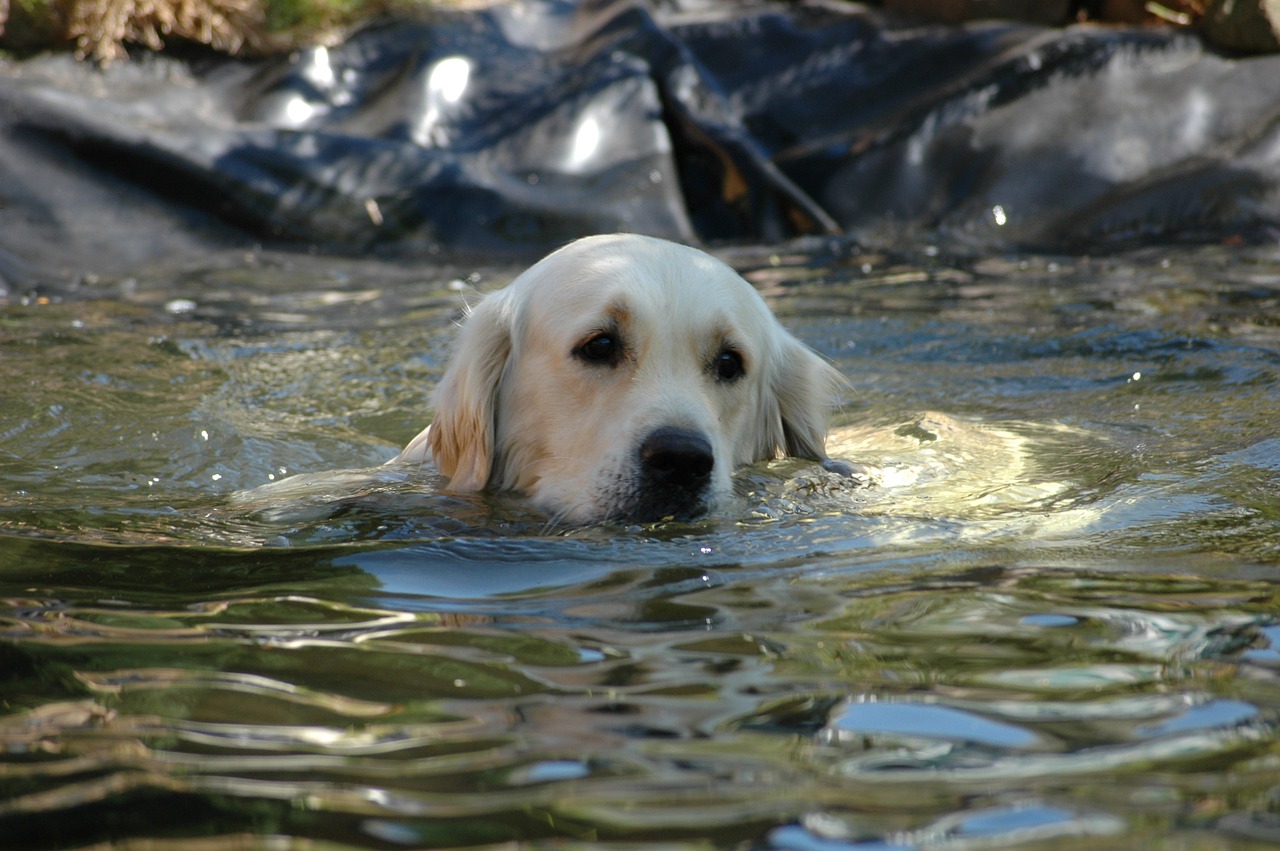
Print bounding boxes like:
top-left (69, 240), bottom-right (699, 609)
top-left (760, 335), bottom-right (845, 462)
top-left (421, 294), bottom-right (513, 491)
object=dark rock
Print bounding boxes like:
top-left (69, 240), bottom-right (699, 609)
top-left (1203, 0), bottom-right (1280, 53)
top-left (883, 0), bottom-right (1071, 25)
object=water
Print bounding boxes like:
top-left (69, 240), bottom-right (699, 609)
top-left (2, 242), bottom-right (1279, 848)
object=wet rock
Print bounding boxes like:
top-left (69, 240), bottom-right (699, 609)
top-left (883, 0), bottom-right (1071, 25)
top-left (1094, 0), bottom-right (1151, 24)
top-left (1202, 0), bottom-right (1280, 53)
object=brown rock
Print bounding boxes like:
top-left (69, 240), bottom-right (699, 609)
top-left (883, 0), bottom-right (1071, 26)
top-left (1203, 0), bottom-right (1280, 53)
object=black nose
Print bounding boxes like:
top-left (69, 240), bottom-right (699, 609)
top-left (639, 427), bottom-right (715, 491)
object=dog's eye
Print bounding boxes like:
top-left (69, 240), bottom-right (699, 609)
top-left (715, 348), bottom-right (745, 382)
top-left (574, 333), bottom-right (621, 367)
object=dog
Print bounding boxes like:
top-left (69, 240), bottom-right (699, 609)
top-left (237, 235), bottom-right (1072, 533)
top-left (390, 233), bottom-right (849, 524)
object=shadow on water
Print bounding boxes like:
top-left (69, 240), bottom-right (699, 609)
top-left (2, 244), bottom-right (1280, 848)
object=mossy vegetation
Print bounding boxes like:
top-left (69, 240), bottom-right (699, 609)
top-left (67, 0), bottom-right (274, 60)
top-left (0, 0), bottom-right (1209, 64)
top-left (0, 0), bottom-right (450, 61)
top-left (1, 0), bottom-right (67, 54)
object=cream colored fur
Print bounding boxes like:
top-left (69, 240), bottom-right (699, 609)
top-left (393, 234), bottom-right (845, 523)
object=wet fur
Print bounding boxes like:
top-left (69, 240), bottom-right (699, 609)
top-left (394, 234), bottom-right (845, 523)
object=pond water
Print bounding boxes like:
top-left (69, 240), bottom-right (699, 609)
top-left (2, 241), bottom-right (1279, 848)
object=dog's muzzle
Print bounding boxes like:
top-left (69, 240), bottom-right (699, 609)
top-left (631, 426), bottom-right (715, 521)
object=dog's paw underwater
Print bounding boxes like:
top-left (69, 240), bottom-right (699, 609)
top-left (740, 411), bottom-right (1086, 523)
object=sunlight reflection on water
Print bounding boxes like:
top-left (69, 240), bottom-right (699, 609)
top-left (2, 244), bottom-right (1280, 847)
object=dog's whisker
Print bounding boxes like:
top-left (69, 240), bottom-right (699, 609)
top-left (539, 510), bottom-right (571, 536)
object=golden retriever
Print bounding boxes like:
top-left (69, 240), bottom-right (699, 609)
top-left (238, 235), bottom-right (1075, 533)
top-left (391, 233), bottom-right (848, 524)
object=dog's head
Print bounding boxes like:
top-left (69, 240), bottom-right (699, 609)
top-left (412, 234), bottom-right (844, 523)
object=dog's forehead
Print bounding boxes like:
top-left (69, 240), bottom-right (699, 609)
top-left (516, 239), bottom-right (768, 331)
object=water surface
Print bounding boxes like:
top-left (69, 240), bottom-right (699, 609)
top-left (2, 243), bottom-right (1279, 848)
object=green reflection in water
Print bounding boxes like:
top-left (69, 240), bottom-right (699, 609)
top-left (2, 246), bottom-right (1280, 848)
